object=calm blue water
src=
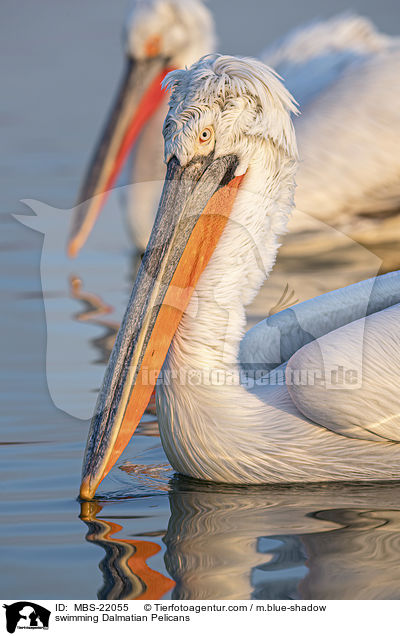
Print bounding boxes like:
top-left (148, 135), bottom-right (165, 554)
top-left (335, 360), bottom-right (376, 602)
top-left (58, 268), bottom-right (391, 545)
top-left (1, 0), bottom-right (400, 600)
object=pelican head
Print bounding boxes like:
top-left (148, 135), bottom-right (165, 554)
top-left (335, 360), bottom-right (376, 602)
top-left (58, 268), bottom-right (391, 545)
top-left (68, 0), bottom-right (215, 257)
top-left (79, 54), bottom-right (298, 499)
top-left (124, 0), bottom-right (216, 68)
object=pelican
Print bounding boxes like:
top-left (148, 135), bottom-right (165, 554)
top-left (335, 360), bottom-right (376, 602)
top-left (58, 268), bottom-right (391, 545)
top-left (68, 0), bottom-right (215, 257)
top-left (68, 0), bottom-right (400, 257)
top-left (79, 55), bottom-right (400, 500)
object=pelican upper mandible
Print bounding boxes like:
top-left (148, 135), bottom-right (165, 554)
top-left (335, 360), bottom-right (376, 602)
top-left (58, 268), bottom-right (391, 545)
top-left (79, 54), bottom-right (400, 500)
top-left (68, 1), bottom-right (400, 258)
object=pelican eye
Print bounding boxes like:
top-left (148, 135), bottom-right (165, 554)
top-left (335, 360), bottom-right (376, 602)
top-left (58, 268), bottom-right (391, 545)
top-left (199, 127), bottom-right (213, 144)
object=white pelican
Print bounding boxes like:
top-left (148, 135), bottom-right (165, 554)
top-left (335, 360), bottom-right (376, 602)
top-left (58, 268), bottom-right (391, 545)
top-left (68, 1), bottom-right (400, 257)
top-left (68, 0), bottom-right (215, 257)
top-left (79, 55), bottom-right (400, 500)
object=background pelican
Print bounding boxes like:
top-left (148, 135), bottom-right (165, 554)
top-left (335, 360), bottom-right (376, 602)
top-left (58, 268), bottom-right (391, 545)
top-left (68, 0), bottom-right (215, 257)
top-left (68, 0), bottom-right (400, 257)
top-left (79, 54), bottom-right (400, 500)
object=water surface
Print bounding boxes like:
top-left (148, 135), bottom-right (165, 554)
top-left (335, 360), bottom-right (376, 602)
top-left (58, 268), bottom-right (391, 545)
top-left (2, 0), bottom-right (400, 600)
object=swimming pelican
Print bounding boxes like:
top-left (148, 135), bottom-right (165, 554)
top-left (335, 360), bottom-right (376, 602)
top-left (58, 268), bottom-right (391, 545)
top-left (79, 55), bottom-right (400, 500)
top-left (68, 0), bottom-right (215, 257)
top-left (68, 1), bottom-right (400, 257)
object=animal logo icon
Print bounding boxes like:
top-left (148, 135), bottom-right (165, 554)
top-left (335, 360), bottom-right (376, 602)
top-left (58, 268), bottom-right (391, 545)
top-left (3, 602), bottom-right (50, 633)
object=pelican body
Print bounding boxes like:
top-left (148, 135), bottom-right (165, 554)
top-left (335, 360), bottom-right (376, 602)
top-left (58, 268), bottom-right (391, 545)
top-left (79, 55), bottom-right (400, 500)
top-left (68, 1), bottom-right (400, 257)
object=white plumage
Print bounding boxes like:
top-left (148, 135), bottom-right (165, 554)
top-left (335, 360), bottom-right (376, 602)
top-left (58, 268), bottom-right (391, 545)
top-left (124, 0), bottom-right (216, 66)
top-left (153, 54), bottom-right (400, 484)
top-left (123, 3), bottom-right (400, 249)
top-left (78, 21), bottom-right (400, 499)
top-left (264, 15), bottom-right (400, 228)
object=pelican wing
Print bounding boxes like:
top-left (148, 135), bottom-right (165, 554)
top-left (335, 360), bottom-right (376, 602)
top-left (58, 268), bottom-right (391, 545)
top-left (240, 271), bottom-right (400, 371)
top-left (262, 14), bottom-right (400, 221)
top-left (293, 47), bottom-right (400, 221)
top-left (261, 14), bottom-right (392, 107)
top-left (286, 302), bottom-right (400, 442)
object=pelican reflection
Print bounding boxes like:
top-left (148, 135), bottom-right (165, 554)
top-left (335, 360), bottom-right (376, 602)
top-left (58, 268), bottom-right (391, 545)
top-left (80, 501), bottom-right (174, 600)
top-left (80, 479), bottom-right (400, 600)
top-left (163, 480), bottom-right (400, 599)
